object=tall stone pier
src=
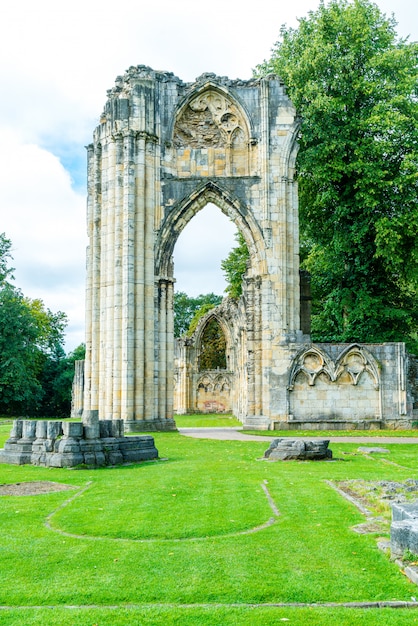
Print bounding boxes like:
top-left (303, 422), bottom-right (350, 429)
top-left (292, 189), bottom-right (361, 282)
top-left (81, 66), bottom-right (302, 431)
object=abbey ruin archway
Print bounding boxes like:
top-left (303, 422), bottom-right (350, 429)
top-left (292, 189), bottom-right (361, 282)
top-left (81, 67), bottom-right (303, 431)
top-left (79, 66), bottom-right (413, 432)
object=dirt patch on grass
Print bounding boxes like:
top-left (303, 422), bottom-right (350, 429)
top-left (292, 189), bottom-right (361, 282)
top-left (0, 481), bottom-right (77, 496)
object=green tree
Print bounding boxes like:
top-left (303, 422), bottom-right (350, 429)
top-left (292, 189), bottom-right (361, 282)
top-left (0, 233), bottom-right (13, 284)
top-left (187, 303), bottom-right (217, 336)
top-left (0, 236), bottom-right (70, 416)
top-left (0, 285), bottom-right (43, 414)
top-left (174, 291), bottom-right (222, 337)
top-left (221, 232), bottom-right (249, 299)
top-left (257, 0), bottom-right (418, 347)
top-left (198, 318), bottom-right (227, 370)
top-left (39, 343), bottom-right (86, 417)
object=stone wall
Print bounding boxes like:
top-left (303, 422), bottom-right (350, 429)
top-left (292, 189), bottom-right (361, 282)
top-left (171, 298), bottom-right (417, 428)
top-left (283, 342), bottom-right (415, 430)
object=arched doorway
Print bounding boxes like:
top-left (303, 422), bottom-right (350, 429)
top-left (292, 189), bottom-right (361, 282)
top-left (81, 67), bottom-right (301, 431)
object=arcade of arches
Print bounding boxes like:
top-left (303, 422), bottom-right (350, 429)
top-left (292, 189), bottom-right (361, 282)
top-left (72, 66), bottom-right (417, 431)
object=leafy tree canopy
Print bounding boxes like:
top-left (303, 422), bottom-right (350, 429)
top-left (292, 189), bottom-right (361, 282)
top-left (257, 0), bottom-right (418, 348)
top-left (187, 303), bottom-right (217, 336)
top-left (174, 292), bottom-right (222, 337)
top-left (198, 318), bottom-right (227, 370)
top-left (0, 233), bottom-right (14, 285)
top-left (0, 233), bottom-right (74, 416)
top-left (221, 232), bottom-right (250, 299)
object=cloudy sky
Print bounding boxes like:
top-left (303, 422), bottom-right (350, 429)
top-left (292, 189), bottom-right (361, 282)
top-left (0, 0), bottom-right (416, 350)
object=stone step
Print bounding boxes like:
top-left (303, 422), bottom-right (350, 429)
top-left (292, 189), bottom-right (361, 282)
top-left (242, 415), bottom-right (271, 430)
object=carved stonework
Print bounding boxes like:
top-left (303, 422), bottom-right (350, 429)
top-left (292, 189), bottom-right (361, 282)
top-left (66, 66), bottom-right (413, 433)
top-left (173, 90), bottom-right (249, 149)
top-left (288, 344), bottom-right (382, 423)
top-left (289, 344), bottom-right (380, 390)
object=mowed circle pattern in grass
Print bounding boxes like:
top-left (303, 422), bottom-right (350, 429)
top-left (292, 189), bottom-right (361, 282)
top-left (50, 461), bottom-right (274, 540)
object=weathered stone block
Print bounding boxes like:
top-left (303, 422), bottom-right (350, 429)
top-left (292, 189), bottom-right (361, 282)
top-left (21, 420), bottom-right (36, 442)
top-left (35, 421), bottom-right (47, 439)
top-left (62, 422), bottom-right (83, 438)
top-left (392, 502), bottom-right (418, 522)
top-left (390, 502), bottom-right (418, 558)
top-left (391, 520), bottom-right (418, 557)
top-left (47, 421), bottom-right (62, 440)
top-left (264, 438), bottom-right (332, 461)
top-left (8, 420), bottom-right (23, 443)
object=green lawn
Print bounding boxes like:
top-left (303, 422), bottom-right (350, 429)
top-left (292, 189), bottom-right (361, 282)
top-left (174, 413), bottom-right (242, 427)
top-left (0, 426), bottom-right (418, 624)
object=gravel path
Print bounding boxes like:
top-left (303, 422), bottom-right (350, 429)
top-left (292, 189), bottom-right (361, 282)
top-left (178, 427), bottom-right (418, 444)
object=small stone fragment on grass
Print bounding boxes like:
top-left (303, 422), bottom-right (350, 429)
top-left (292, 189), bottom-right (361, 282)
top-left (263, 438), bottom-right (332, 461)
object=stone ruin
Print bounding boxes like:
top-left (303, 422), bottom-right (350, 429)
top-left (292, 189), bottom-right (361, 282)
top-left (263, 438), bottom-right (332, 461)
top-left (0, 419), bottom-right (158, 468)
top-left (391, 501), bottom-right (418, 558)
top-left (65, 65), bottom-right (417, 432)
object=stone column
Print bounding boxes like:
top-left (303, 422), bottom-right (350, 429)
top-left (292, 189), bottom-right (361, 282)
top-left (112, 133), bottom-right (124, 417)
top-left (71, 359), bottom-right (85, 417)
top-left (260, 78), bottom-right (270, 222)
top-left (166, 278), bottom-right (175, 420)
top-left (132, 132), bottom-right (146, 423)
top-left (83, 144), bottom-right (94, 417)
top-left (83, 142), bottom-right (101, 433)
top-left (103, 136), bottom-right (116, 418)
top-left (98, 140), bottom-right (109, 418)
top-left (121, 130), bottom-right (137, 422)
top-left (158, 279), bottom-right (167, 420)
top-left (254, 277), bottom-right (263, 416)
top-left (144, 136), bottom-right (157, 421)
top-left (245, 277), bottom-right (256, 417)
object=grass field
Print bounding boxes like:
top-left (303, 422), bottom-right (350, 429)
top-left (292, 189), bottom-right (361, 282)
top-left (0, 422), bottom-right (418, 624)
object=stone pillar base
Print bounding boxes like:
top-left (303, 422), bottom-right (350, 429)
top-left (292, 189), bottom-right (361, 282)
top-left (0, 420), bottom-right (159, 468)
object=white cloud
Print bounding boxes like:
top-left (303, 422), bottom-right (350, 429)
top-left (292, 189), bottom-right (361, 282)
top-left (0, 129), bottom-right (86, 349)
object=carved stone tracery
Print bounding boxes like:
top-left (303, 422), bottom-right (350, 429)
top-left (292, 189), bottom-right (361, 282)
top-left (173, 90), bottom-right (249, 149)
top-left (289, 344), bottom-right (380, 390)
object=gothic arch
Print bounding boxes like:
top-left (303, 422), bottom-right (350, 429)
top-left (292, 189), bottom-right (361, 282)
top-left (82, 67), bottom-right (302, 431)
top-left (288, 345), bottom-right (335, 389)
top-left (173, 298), bottom-right (245, 417)
top-left (335, 344), bottom-right (380, 389)
top-left (155, 180), bottom-right (265, 278)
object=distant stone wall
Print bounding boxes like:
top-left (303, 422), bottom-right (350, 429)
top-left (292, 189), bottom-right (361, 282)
top-left (283, 342), bottom-right (415, 430)
top-left (196, 371), bottom-right (233, 413)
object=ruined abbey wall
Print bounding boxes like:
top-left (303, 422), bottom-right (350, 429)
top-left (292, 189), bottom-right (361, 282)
top-left (76, 66), bottom-right (417, 431)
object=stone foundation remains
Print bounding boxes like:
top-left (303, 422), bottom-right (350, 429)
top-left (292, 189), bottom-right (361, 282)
top-left (0, 419), bottom-right (158, 468)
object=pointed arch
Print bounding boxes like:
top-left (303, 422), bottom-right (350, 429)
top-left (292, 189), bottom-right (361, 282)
top-left (288, 345), bottom-right (336, 389)
top-left (155, 180), bottom-right (265, 277)
top-left (335, 344), bottom-right (381, 389)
